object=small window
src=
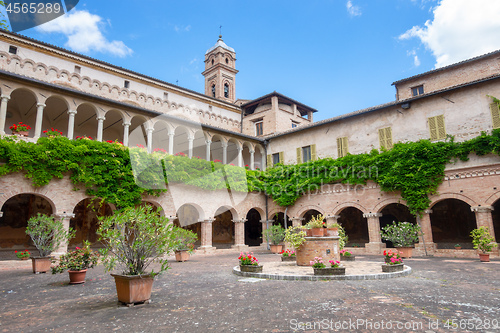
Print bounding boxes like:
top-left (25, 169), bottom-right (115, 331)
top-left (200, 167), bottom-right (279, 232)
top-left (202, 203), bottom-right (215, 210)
top-left (412, 85), bottom-right (424, 97)
top-left (224, 83), bottom-right (229, 98)
top-left (74, 65), bottom-right (81, 74)
top-left (211, 59), bottom-right (214, 65)
top-left (211, 84), bottom-right (216, 98)
top-left (8, 46), bottom-right (17, 54)
top-left (302, 146), bottom-right (312, 163)
top-left (428, 115), bottom-right (446, 140)
top-left (272, 153), bottom-right (280, 165)
top-left (225, 58), bottom-right (229, 64)
top-left (378, 127), bottom-right (393, 149)
top-left (291, 121), bottom-right (298, 128)
top-left (124, 80), bottom-right (130, 88)
top-left (337, 137), bottom-right (349, 158)
top-left (163, 92), bottom-right (169, 100)
top-left (255, 121), bottom-right (263, 136)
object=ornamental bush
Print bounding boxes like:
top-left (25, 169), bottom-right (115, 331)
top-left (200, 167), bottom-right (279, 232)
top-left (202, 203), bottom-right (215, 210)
top-left (380, 221), bottom-right (421, 248)
top-left (25, 213), bottom-right (75, 257)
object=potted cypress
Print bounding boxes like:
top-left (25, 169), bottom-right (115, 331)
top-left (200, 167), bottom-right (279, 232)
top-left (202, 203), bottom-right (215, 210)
top-left (263, 225), bottom-right (286, 253)
top-left (97, 206), bottom-right (180, 305)
top-left (380, 221), bottom-right (421, 258)
top-left (470, 227), bottom-right (497, 262)
top-left (25, 213), bottom-right (75, 274)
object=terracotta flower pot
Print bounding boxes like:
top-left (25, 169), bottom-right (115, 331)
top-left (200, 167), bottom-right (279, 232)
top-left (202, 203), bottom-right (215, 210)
top-left (305, 229), bottom-right (313, 237)
top-left (68, 269), bottom-right (87, 284)
top-left (397, 247), bottom-right (413, 258)
top-left (239, 265), bottom-right (263, 273)
top-left (310, 228), bottom-right (324, 237)
top-left (269, 244), bottom-right (283, 254)
top-left (325, 228), bottom-right (338, 237)
top-left (479, 253), bottom-right (490, 262)
top-left (31, 257), bottom-right (52, 274)
top-left (14, 131), bottom-right (29, 137)
top-left (175, 250), bottom-right (190, 262)
top-left (111, 274), bottom-right (155, 305)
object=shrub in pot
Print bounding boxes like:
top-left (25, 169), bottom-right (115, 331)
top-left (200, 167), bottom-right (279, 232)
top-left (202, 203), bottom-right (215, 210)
top-left (171, 226), bottom-right (198, 262)
top-left (97, 206), bottom-right (180, 305)
top-left (51, 241), bottom-right (99, 284)
top-left (25, 213), bottom-right (75, 274)
top-left (306, 215), bottom-right (325, 237)
top-left (263, 225), bottom-right (285, 253)
top-left (470, 226), bottom-right (497, 262)
top-left (380, 221), bottom-right (421, 258)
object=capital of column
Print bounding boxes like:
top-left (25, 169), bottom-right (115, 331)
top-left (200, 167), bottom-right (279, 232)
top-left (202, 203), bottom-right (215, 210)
top-left (166, 215), bottom-right (178, 221)
top-left (52, 213), bottom-right (76, 219)
top-left (236, 146), bottom-right (243, 152)
top-left (424, 209), bottom-right (433, 214)
top-left (260, 219), bottom-right (274, 224)
top-left (122, 121), bottom-right (131, 127)
top-left (205, 140), bottom-right (212, 145)
top-left (96, 116), bottom-right (105, 121)
top-left (326, 215), bottom-right (340, 219)
top-left (36, 103), bottom-right (46, 108)
top-left (203, 218), bottom-right (214, 223)
top-left (221, 141), bottom-right (228, 148)
top-left (291, 217), bottom-right (305, 221)
top-left (146, 127), bottom-right (154, 134)
top-left (249, 149), bottom-right (255, 154)
top-left (67, 109), bottom-right (77, 115)
top-left (471, 206), bottom-right (494, 213)
top-left (363, 212), bottom-right (382, 218)
top-left (0, 211), bottom-right (3, 218)
top-left (232, 219), bottom-right (247, 223)
top-left (1, 95), bottom-right (11, 101)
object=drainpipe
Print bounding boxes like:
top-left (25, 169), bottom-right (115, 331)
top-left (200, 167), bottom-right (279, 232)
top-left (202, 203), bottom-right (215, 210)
top-left (284, 207), bottom-right (288, 230)
top-left (264, 139), bottom-right (270, 250)
top-left (240, 106), bottom-right (244, 134)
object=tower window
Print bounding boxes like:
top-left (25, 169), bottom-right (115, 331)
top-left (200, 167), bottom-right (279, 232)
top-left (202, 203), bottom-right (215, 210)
top-left (224, 83), bottom-right (229, 98)
top-left (211, 84), bottom-right (216, 98)
top-left (211, 59), bottom-right (214, 65)
top-left (124, 80), bottom-right (130, 88)
top-left (255, 121), bottom-right (263, 136)
top-left (225, 58), bottom-right (229, 64)
top-left (8, 46), bottom-right (17, 54)
top-left (412, 85), bottom-right (424, 96)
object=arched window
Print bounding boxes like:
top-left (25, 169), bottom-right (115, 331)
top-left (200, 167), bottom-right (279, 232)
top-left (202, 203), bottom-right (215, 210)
top-left (212, 84), bottom-right (216, 98)
top-left (211, 59), bottom-right (214, 65)
top-left (224, 83), bottom-right (229, 98)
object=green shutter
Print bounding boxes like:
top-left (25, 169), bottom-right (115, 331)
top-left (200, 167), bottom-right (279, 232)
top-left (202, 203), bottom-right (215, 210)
top-left (296, 147), bottom-right (302, 164)
top-left (378, 128), bottom-right (386, 148)
top-left (311, 144), bottom-right (317, 161)
top-left (337, 138), bottom-right (342, 158)
top-left (342, 137), bottom-right (349, 157)
top-left (436, 115), bottom-right (445, 139)
top-left (267, 154), bottom-right (272, 168)
top-left (279, 151), bottom-right (284, 164)
top-left (385, 127), bottom-right (393, 149)
top-left (491, 103), bottom-right (500, 129)
top-left (429, 116), bottom-right (438, 141)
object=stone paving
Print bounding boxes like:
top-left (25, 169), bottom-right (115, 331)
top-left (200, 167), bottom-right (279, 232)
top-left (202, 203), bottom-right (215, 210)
top-left (0, 250), bottom-right (499, 333)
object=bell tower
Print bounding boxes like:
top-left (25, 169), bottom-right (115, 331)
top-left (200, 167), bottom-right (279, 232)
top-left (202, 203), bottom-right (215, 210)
top-left (202, 35), bottom-right (238, 103)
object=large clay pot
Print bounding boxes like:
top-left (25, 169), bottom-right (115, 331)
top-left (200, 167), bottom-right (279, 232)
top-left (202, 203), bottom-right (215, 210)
top-left (479, 253), bottom-right (490, 262)
top-left (175, 250), bottom-right (190, 262)
top-left (310, 228), bottom-right (324, 237)
top-left (397, 247), bottom-right (413, 258)
top-left (111, 274), bottom-right (155, 305)
top-left (325, 228), bottom-right (338, 237)
top-left (68, 269), bottom-right (87, 284)
top-left (239, 265), bottom-right (263, 273)
top-left (269, 244), bottom-right (283, 254)
top-left (31, 257), bottom-right (52, 274)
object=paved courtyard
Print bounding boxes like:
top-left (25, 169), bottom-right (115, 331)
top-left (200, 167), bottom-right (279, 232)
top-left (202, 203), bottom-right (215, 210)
top-left (0, 250), bottom-right (499, 333)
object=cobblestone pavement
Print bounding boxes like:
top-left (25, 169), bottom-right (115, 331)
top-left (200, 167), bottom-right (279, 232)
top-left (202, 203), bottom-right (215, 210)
top-left (0, 250), bottom-right (499, 333)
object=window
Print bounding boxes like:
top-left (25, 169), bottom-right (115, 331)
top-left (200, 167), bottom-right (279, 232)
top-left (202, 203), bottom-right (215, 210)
top-left (8, 46), bottom-right (17, 54)
top-left (296, 144), bottom-right (316, 163)
top-left (337, 137), bottom-right (349, 158)
top-left (164, 92), bottom-right (169, 100)
top-left (267, 152), bottom-right (283, 167)
top-left (211, 59), bottom-right (214, 65)
top-left (225, 58), bottom-right (229, 64)
top-left (124, 80), bottom-right (130, 88)
top-left (412, 85), bottom-right (424, 97)
top-left (428, 115), bottom-right (446, 140)
top-left (378, 127), bottom-right (393, 149)
top-left (490, 103), bottom-right (500, 129)
top-left (224, 83), bottom-right (229, 98)
top-left (292, 121), bottom-right (298, 128)
top-left (211, 84), bottom-right (216, 98)
top-left (302, 146), bottom-right (312, 163)
top-left (255, 121), bottom-right (263, 136)
top-left (272, 153), bottom-right (280, 165)
top-left (74, 65), bottom-right (81, 74)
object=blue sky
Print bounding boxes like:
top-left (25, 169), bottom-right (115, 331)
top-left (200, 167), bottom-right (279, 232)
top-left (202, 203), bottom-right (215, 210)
top-left (5, 0), bottom-right (500, 121)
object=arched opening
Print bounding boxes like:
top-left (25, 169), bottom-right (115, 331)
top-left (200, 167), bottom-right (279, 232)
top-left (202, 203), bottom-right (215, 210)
top-left (192, 130), bottom-right (206, 159)
top-left (74, 103), bottom-right (98, 139)
top-left (224, 83), bottom-right (229, 98)
top-left (245, 208), bottom-right (262, 246)
top-left (69, 198), bottom-right (113, 248)
top-left (430, 199), bottom-right (477, 249)
top-left (380, 203), bottom-right (416, 248)
top-left (338, 207), bottom-right (369, 247)
top-left (213, 206), bottom-right (234, 249)
top-left (102, 109), bottom-right (124, 143)
top-left (301, 209), bottom-right (323, 226)
top-left (128, 115), bottom-right (148, 148)
top-left (151, 120), bottom-right (170, 153)
top-left (0, 194), bottom-right (53, 254)
top-left (5, 88), bottom-right (37, 137)
top-left (242, 143), bottom-right (251, 169)
top-left (226, 138), bottom-right (239, 166)
top-left (272, 212), bottom-right (291, 229)
top-left (492, 199), bottom-right (500, 242)
top-left (254, 146), bottom-right (264, 171)
top-left (176, 204), bottom-right (201, 247)
top-left (173, 126), bottom-right (189, 156)
top-left (210, 135), bottom-right (224, 163)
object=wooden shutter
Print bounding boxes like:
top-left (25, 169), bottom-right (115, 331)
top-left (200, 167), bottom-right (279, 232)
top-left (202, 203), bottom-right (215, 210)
top-left (342, 137), bottom-right (349, 157)
top-left (267, 154), bottom-right (272, 168)
top-left (436, 115), bottom-right (445, 139)
top-left (490, 103), bottom-right (500, 129)
top-left (337, 138), bottom-right (343, 158)
top-left (279, 151), bottom-right (284, 164)
top-left (378, 128), bottom-right (386, 148)
top-left (429, 116), bottom-right (438, 141)
top-left (296, 147), bottom-right (302, 164)
top-left (385, 127), bottom-right (393, 148)
top-left (311, 144), bottom-right (317, 161)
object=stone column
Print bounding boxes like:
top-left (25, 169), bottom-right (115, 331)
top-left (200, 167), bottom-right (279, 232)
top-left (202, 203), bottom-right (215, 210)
top-left (34, 103), bottom-right (46, 139)
top-left (187, 133), bottom-right (194, 158)
top-left (122, 121), bottom-right (131, 146)
top-left (96, 116), bottom-right (105, 142)
top-left (260, 219), bottom-right (271, 247)
top-left (146, 128), bottom-right (153, 153)
top-left (363, 212), bottom-right (384, 254)
top-left (52, 213), bottom-right (75, 257)
top-left (262, 152), bottom-right (266, 171)
top-left (222, 141), bottom-right (228, 164)
top-left (205, 140), bottom-right (211, 161)
top-left (291, 217), bottom-right (304, 228)
top-left (471, 206), bottom-right (497, 242)
top-left (415, 209), bottom-right (436, 256)
top-left (199, 218), bottom-right (216, 254)
top-left (67, 110), bottom-right (77, 140)
top-left (237, 146), bottom-right (243, 167)
top-left (325, 215), bottom-right (340, 226)
top-left (249, 149), bottom-right (255, 170)
top-left (168, 133), bottom-right (175, 155)
top-left (232, 219), bottom-right (248, 251)
top-left (0, 95), bottom-right (10, 135)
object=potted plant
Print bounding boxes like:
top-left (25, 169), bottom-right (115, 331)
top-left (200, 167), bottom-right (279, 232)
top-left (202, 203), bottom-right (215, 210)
top-left (454, 244), bottom-right (461, 250)
top-left (26, 213), bottom-right (75, 274)
top-left (311, 257), bottom-right (345, 275)
top-left (97, 206), bottom-right (180, 305)
top-left (238, 252), bottom-right (262, 273)
top-left (325, 221), bottom-right (340, 237)
top-left (43, 128), bottom-right (63, 137)
top-left (51, 241), bottom-right (99, 284)
top-left (15, 250), bottom-right (30, 260)
top-left (470, 227), bottom-right (497, 262)
top-left (306, 215), bottom-right (325, 237)
top-left (280, 249), bottom-right (296, 262)
top-left (284, 226), bottom-right (307, 250)
top-left (172, 226), bottom-right (198, 262)
top-left (381, 251), bottom-right (404, 272)
top-left (339, 249), bottom-right (355, 261)
top-left (263, 225), bottom-right (285, 253)
top-left (380, 221), bottom-right (421, 258)
top-left (9, 121), bottom-right (31, 136)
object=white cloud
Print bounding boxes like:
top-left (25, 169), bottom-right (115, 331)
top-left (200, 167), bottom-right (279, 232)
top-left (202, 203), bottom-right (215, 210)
top-left (407, 50), bottom-right (421, 67)
top-left (346, 0), bottom-right (361, 17)
top-left (174, 25), bottom-right (191, 33)
top-left (399, 0), bottom-right (500, 68)
top-left (36, 10), bottom-right (133, 57)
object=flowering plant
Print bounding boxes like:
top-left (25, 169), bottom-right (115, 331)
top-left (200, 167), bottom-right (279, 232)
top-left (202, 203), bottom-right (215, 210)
top-left (387, 256), bottom-right (403, 265)
top-left (329, 260), bottom-right (341, 268)
top-left (383, 249), bottom-right (402, 265)
top-left (174, 152), bottom-right (187, 157)
top-left (310, 257), bottom-right (326, 269)
top-left (306, 215), bottom-right (325, 228)
top-left (238, 252), bottom-right (259, 266)
top-left (51, 241), bottom-right (99, 273)
top-left (339, 249), bottom-right (352, 257)
top-left (76, 136), bottom-right (93, 140)
top-left (10, 122), bottom-right (31, 133)
top-left (380, 221), bottom-right (421, 247)
top-left (280, 249), bottom-right (296, 257)
top-left (15, 250), bottom-right (30, 259)
top-left (43, 128), bottom-right (63, 137)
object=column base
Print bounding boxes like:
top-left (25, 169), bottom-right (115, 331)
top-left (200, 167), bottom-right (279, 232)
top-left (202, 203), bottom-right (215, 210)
top-left (364, 242), bottom-right (385, 254)
top-left (196, 246), bottom-right (216, 254)
top-left (231, 244), bottom-right (249, 251)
